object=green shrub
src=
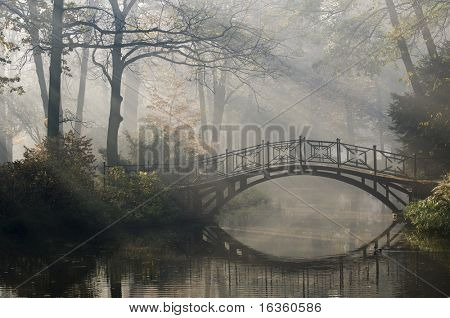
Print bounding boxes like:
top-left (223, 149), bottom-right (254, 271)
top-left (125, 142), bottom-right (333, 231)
top-left (0, 132), bottom-right (106, 235)
top-left (404, 174), bottom-right (450, 235)
top-left (0, 131), bottom-right (184, 237)
top-left (102, 167), bottom-right (181, 224)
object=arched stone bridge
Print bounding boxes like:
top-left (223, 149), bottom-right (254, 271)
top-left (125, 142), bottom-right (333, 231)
top-left (176, 138), bottom-right (437, 215)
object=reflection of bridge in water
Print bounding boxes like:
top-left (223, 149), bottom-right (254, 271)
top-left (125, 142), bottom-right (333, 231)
top-left (5, 222), bottom-right (449, 297)
top-left (176, 138), bottom-right (437, 215)
top-left (201, 221), bottom-right (405, 264)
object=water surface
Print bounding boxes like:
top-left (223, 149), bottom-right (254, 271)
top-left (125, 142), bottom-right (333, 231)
top-left (1, 179), bottom-right (449, 298)
top-left (0, 223), bottom-right (449, 298)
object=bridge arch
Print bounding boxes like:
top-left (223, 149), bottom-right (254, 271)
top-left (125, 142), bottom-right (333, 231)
top-left (202, 220), bottom-right (404, 263)
top-left (189, 164), bottom-right (413, 216)
top-left (165, 138), bottom-right (434, 216)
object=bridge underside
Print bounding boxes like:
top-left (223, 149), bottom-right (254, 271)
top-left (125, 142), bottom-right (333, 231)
top-left (177, 164), bottom-right (433, 216)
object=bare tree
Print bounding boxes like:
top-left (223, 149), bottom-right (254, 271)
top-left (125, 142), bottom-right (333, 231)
top-left (0, 0), bottom-right (51, 116)
top-left (385, 0), bottom-right (424, 95)
top-left (411, 0), bottom-right (439, 61)
top-left (62, 0), bottom-right (276, 164)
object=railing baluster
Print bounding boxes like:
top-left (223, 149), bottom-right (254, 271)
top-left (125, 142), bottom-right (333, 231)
top-left (303, 137), bottom-right (307, 164)
top-left (337, 138), bottom-right (341, 173)
top-left (299, 135), bottom-right (303, 164)
top-left (373, 145), bottom-right (377, 175)
top-left (261, 139), bottom-right (265, 169)
top-left (176, 138), bottom-right (424, 188)
top-left (373, 145), bottom-right (377, 191)
top-left (225, 149), bottom-right (229, 175)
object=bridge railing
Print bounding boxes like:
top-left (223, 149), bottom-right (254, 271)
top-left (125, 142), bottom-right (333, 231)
top-left (102, 138), bottom-right (439, 185)
top-left (193, 138), bottom-right (426, 183)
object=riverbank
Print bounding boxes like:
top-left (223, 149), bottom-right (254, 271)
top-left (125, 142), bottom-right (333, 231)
top-left (0, 133), bottom-right (184, 239)
top-left (404, 174), bottom-right (450, 236)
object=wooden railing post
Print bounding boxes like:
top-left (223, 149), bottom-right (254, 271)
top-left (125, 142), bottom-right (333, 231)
top-left (225, 148), bottom-right (229, 175)
top-left (336, 138), bottom-right (341, 173)
top-left (373, 145), bottom-right (377, 191)
top-left (373, 145), bottom-right (377, 174)
top-left (261, 139), bottom-right (265, 168)
top-left (266, 141), bottom-right (270, 169)
top-left (299, 135), bottom-right (303, 164)
top-left (303, 137), bottom-right (307, 164)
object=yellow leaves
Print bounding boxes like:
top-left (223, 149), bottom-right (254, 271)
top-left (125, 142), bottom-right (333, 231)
top-left (143, 65), bottom-right (200, 129)
top-left (138, 171), bottom-right (149, 177)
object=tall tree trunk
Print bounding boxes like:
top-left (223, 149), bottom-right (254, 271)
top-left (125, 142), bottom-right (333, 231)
top-left (59, 100), bottom-right (64, 135)
top-left (27, 0), bottom-right (49, 117)
top-left (385, 0), bottom-right (424, 95)
top-left (107, 60), bottom-right (124, 165)
top-left (75, 46), bottom-right (89, 136)
top-left (47, 0), bottom-right (64, 138)
top-left (75, 0), bottom-right (95, 137)
top-left (197, 69), bottom-right (208, 145)
top-left (0, 54), bottom-right (8, 163)
top-left (0, 104), bottom-right (7, 163)
top-left (106, 11), bottom-right (125, 165)
top-left (6, 54), bottom-right (13, 161)
top-left (0, 108), bottom-right (12, 162)
top-left (212, 69), bottom-right (227, 128)
top-left (412, 0), bottom-right (439, 60)
top-left (5, 123), bottom-right (12, 161)
top-left (197, 69), bottom-right (207, 127)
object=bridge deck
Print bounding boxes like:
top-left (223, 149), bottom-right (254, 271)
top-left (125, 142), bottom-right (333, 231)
top-left (182, 163), bottom-right (437, 189)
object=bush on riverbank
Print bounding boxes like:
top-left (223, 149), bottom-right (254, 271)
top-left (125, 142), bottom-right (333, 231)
top-left (0, 133), bottom-right (113, 236)
top-left (404, 174), bottom-right (450, 236)
top-left (102, 167), bottom-right (181, 225)
top-left (0, 133), bottom-right (181, 237)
